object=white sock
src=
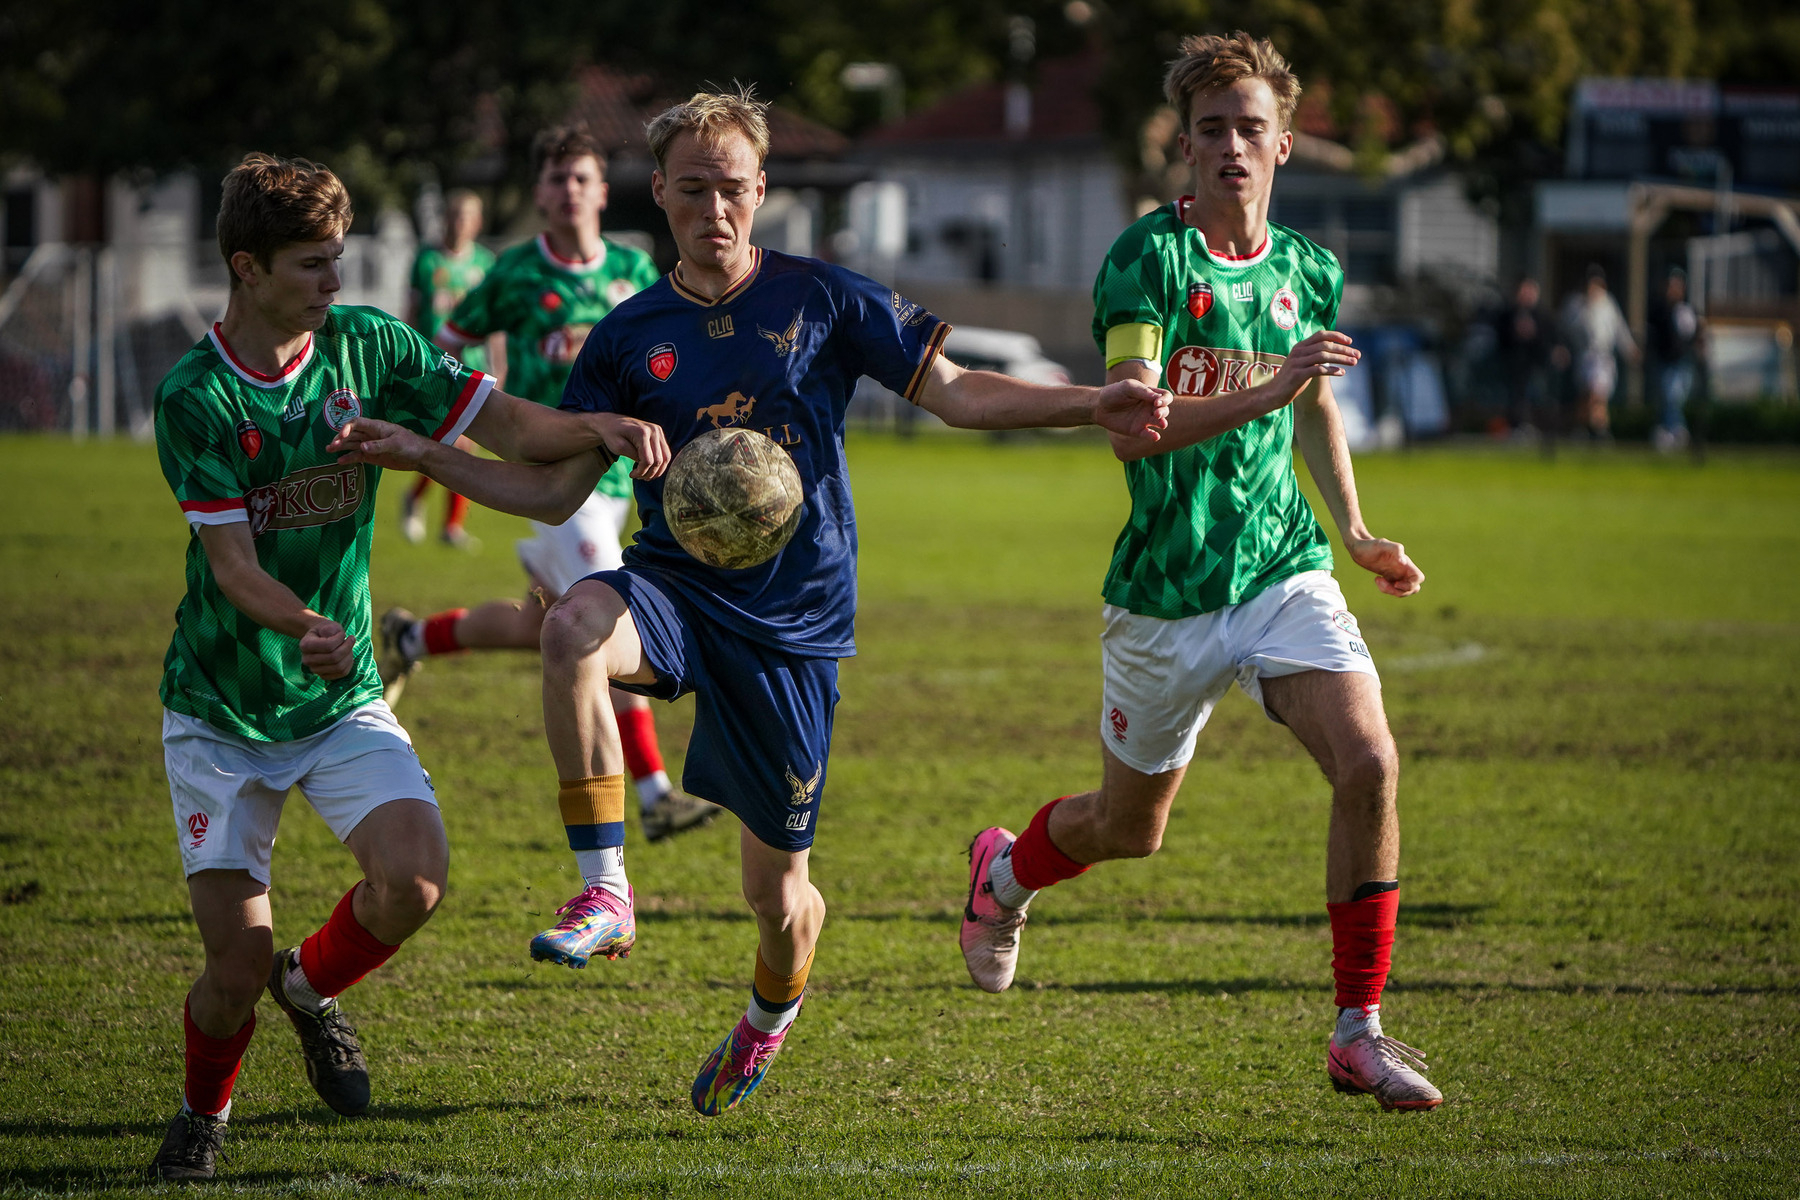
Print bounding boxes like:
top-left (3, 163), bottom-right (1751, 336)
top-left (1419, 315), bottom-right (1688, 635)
top-left (182, 1096), bottom-right (232, 1122)
top-left (1335, 1003), bottom-right (1383, 1045)
top-left (399, 620), bottom-right (427, 661)
top-left (635, 770), bottom-right (672, 811)
top-left (283, 959), bottom-right (331, 1014)
top-left (988, 846), bottom-right (1037, 910)
top-left (745, 993), bottom-right (801, 1035)
top-left (574, 846), bottom-right (630, 904)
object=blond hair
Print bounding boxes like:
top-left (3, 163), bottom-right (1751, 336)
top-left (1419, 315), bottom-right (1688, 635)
top-left (217, 153), bottom-right (353, 288)
top-left (1163, 32), bottom-right (1301, 130)
top-left (646, 86), bottom-right (771, 170)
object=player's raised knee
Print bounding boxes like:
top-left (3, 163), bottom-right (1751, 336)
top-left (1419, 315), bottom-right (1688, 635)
top-left (1335, 736), bottom-right (1399, 797)
top-left (540, 583), bottom-right (623, 664)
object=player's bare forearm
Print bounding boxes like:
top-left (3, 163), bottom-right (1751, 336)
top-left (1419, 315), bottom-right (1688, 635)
top-left (414, 439), bottom-right (605, 524)
top-left (1112, 330), bottom-right (1360, 462)
top-left (1294, 379), bottom-right (1425, 597)
top-left (463, 391), bottom-right (671, 477)
top-left (195, 523), bottom-right (355, 676)
top-left (917, 355), bottom-right (1169, 442)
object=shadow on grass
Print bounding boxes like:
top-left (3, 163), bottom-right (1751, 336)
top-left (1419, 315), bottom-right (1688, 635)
top-left (629, 902), bottom-right (1489, 930)
top-left (0, 1095), bottom-right (601, 1143)
top-left (1047, 977), bottom-right (1800, 997)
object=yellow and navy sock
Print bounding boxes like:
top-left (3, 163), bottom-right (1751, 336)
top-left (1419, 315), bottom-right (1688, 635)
top-left (558, 775), bottom-right (629, 902)
top-left (746, 947), bottom-right (812, 1034)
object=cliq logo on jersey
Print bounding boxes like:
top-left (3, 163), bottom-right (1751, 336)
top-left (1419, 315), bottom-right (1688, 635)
top-left (1166, 344), bottom-right (1286, 397)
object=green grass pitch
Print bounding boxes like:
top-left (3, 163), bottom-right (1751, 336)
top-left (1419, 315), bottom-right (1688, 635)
top-left (1, 433), bottom-right (1796, 1197)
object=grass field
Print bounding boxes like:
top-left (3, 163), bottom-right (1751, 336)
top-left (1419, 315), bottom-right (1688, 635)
top-left (1, 433), bottom-right (1796, 1197)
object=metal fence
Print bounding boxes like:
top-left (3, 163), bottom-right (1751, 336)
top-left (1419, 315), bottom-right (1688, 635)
top-left (0, 231), bottom-right (414, 438)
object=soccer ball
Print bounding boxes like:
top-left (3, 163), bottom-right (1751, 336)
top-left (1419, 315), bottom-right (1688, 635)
top-left (662, 427), bottom-right (805, 569)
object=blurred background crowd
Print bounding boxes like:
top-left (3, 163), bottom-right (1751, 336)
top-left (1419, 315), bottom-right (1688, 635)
top-left (1, 0), bottom-right (1796, 448)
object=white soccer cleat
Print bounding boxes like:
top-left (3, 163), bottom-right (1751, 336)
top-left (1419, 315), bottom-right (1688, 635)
top-left (1327, 1030), bottom-right (1443, 1111)
top-left (960, 827), bottom-right (1029, 993)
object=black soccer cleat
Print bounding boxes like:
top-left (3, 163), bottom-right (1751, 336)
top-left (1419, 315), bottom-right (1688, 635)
top-left (149, 1108), bottom-right (227, 1182)
top-left (266, 946), bottom-right (371, 1116)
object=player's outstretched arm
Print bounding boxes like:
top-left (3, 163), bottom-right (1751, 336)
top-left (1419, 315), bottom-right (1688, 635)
top-left (328, 418), bottom-right (609, 525)
top-left (464, 389), bottom-right (672, 476)
top-left (913, 354), bottom-right (1170, 444)
top-left (1292, 376), bottom-right (1423, 598)
top-left (1110, 330), bottom-right (1360, 462)
top-left (195, 523), bottom-right (356, 679)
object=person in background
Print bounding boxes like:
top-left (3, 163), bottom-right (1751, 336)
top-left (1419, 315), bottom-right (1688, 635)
top-left (1494, 277), bottom-right (1558, 442)
top-left (1646, 266), bottom-right (1700, 453)
top-left (401, 189), bottom-right (494, 547)
top-left (1560, 265), bottom-right (1637, 440)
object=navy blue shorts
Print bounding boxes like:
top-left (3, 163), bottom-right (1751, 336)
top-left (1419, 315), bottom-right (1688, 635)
top-left (584, 568), bottom-right (839, 852)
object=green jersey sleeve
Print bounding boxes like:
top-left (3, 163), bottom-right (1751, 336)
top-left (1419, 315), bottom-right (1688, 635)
top-left (367, 311), bottom-right (495, 443)
top-left (1092, 223), bottom-right (1172, 354)
top-left (156, 389), bottom-right (247, 524)
top-left (442, 266), bottom-right (508, 345)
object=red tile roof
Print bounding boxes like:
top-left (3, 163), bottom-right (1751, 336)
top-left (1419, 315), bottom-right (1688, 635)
top-left (861, 52), bottom-right (1104, 146)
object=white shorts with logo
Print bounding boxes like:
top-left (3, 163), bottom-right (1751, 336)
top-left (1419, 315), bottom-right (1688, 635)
top-left (163, 700), bottom-right (436, 885)
top-left (1100, 570), bottom-right (1379, 775)
top-left (516, 491), bottom-right (630, 598)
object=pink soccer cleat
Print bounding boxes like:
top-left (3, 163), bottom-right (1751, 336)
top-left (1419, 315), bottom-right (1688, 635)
top-left (1327, 1030), bottom-right (1444, 1110)
top-left (960, 827), bottom-right (1029, 993)
top-left (529, 885), bottom-right (635, 968)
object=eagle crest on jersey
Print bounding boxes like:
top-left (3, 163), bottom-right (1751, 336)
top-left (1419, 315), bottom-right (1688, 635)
top-left (785, 762), bottom-right (823, 808)
top-left (757, 310), bottom-right (804, 357)
top-left (1091, 202), bottom-right (1344, 620)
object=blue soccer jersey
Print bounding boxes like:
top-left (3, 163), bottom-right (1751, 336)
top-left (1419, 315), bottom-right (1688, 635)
top-left (560, 248), bottom-right (950, 656)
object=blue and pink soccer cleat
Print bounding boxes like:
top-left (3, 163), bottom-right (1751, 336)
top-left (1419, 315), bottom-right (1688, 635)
top-left (529, 885), bottom-right (635, 967)
top-left (690, 1002), bottom-right (802, 1116)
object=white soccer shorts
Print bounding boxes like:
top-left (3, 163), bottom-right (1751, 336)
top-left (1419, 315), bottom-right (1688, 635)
top-left (1099, 570), bottom-right (1380, 775)
top-left (163, 700), bottom-right (437, 884)
top-left (516, 491), bottom-right (630, 598)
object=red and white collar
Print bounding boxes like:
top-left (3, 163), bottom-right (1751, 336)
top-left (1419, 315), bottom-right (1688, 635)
top-left (209, 323), bottom-right (315, 389)
top-left (536, 232), bottom-right (605, 270)
top-left (1174, 197), bottom-right (1273, 268)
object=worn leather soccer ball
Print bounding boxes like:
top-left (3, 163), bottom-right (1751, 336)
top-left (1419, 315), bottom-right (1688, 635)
top-left (662, 427), bottom-right (805, 569)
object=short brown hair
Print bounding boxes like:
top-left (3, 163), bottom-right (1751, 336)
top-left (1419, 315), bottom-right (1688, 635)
top-left (1163, 32), bottom-right (1302, 131)
top-left (531, 125), bottom-right (605, 181)
top-left (216, 153), bottom-right (352, 287)
top-left (645, 86), bottom-right (771, 172)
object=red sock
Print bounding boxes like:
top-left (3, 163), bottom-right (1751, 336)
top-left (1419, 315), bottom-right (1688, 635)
top-left (422, 608), bottom-right (467, 656)
top-left (183, 998), bottom-right (254, 1116)
top-left (297, 885), bottom-right (400, 1000)
top-left (1327, 888), bottom-right (1400, 1010)
top-left (444, 491), bottom-right (470, 530)
top-left (408, 474), bottom-right (432, 502)
top-left (1008, 797), bottom-right (1091, 891)
top-left (616, 706), bottom-right (664, 780)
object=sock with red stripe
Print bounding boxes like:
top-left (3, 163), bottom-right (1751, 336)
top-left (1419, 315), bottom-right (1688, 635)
top-left (183, 998), bottom-right (254, 1118)
top-left (1328, 881), bottom-right (1399, 1043)
top-left (615, 706), bottom-right (671, 809)
top-left (408, 474), bottom-right (431, 502)
top-left (405, 609), bottom-right (467, 660)
top-left (999, 797), bottom-right (1091, 900)
top-left (291, 885), bottom-right (400, 1011)
top-left (444, 491), bottom-right (470, 532)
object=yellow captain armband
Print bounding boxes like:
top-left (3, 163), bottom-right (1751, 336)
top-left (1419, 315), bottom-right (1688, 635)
top-left (1104, 323), bottom-right (1163, 370)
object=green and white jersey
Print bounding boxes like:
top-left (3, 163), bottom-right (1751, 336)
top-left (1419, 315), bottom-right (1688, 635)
top-left (410, 242), bottom-right (496, 370)
top-left (1092, 200), bottom-right (1342, 619)
top-left (156, 307), bottom-right (493, 741)
top-left (442, 233), bottom-right (659, 499)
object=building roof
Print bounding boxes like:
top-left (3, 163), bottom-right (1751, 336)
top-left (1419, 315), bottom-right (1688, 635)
top-left (566, 66), bottom-right (848, 161)
top-left (860, 52), bottom-right (1104, 149)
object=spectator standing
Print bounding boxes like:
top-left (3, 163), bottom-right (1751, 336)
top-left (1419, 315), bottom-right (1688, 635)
top-left (1646, 267), bottom-right (1700, 452)
top-left (1494, 277), bottom-right (1558, 441)
top-left (1560, 265), bottom-right (1637, 439)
